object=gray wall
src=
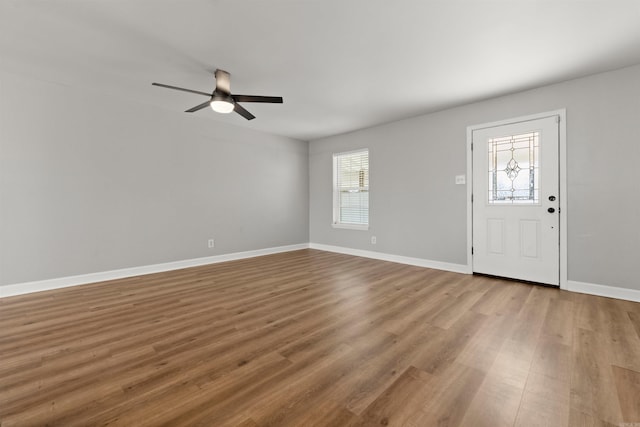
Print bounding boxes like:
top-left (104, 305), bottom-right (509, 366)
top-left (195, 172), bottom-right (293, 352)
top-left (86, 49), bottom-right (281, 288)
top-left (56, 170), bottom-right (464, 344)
top-left (0, 71), bottom-right (309, 286)
top-left (309, 64), bottom-right (640, 291)
top-left (2, 64), bottom-right (639, 292)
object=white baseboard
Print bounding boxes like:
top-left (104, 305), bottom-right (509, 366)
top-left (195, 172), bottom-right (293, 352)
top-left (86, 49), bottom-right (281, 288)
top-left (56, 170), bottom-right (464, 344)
top-left (567, 280), bottom-right (640, 303)
top-left (0, 243), bottom-right (309, 298)
top-left (308, 243), bottom-right (470, 274)
top-left (310, 245), bottom-right (640, 303)
top-left (5, 244), bottom-right (638, 304)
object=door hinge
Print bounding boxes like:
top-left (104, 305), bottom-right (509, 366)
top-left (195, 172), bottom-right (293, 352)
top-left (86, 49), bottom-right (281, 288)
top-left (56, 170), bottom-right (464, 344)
top-left (471, 194), bottom-right (474, 203)
top-left (555, 115), bottom-right (560, 124)
top-left (471, 142), bottom-right (473, 150)
top-left (471, 246), bottom-right (474, 255)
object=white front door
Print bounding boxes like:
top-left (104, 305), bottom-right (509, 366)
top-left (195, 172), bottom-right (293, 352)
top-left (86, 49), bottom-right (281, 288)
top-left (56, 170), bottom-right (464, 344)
top-left (472, 115), bottom-right (560, 286)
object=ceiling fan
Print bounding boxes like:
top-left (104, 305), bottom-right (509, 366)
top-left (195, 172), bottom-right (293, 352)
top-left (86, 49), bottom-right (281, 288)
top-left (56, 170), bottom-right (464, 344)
top-left (152, 69), bottom-right (283, 120)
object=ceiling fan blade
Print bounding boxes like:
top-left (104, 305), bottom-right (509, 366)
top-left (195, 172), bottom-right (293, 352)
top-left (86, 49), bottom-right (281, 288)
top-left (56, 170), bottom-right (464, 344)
top-left (185, 100), bottom-right (212, 113)
top-left (152, 83), bottom-right (212, 97)
top-left (232, 95), bottom-right (283, 104)
top-left (234, 103), bottom-right (256, 120)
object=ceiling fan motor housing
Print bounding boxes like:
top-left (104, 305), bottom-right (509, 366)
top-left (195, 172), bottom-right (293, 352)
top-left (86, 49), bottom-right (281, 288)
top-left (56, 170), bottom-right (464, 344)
top-left (214, 69), bottom-right (232, 95)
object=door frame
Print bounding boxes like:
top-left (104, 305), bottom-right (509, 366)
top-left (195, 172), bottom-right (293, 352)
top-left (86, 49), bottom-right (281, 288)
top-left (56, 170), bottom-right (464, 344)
top-left (465, 109), bottom-right (567, 289)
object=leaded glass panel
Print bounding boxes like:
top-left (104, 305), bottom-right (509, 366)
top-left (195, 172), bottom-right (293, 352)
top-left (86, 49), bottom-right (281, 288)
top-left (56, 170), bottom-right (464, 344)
top-left (487, 131), bottom-right (539, 204)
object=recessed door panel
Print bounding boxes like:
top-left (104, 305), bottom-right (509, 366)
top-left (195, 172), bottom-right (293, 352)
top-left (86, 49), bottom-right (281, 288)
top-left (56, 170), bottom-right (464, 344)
top-left (487, 219), bottom-right (505, 255)
top-left (520, 220), bottom-right (539, 259)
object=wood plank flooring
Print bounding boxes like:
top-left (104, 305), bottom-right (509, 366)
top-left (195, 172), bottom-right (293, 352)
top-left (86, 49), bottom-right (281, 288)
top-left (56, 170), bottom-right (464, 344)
top-left (1, 249), bottom-right (639, 426)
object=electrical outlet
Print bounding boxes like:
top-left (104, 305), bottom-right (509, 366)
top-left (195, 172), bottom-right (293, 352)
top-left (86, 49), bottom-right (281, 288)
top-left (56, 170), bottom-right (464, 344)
top-left (455, 175), bottom-right (466, 185)
top-left (208, 239), bottom-right (215, 249)
top-left (371, 236), bottom-right (377, 245)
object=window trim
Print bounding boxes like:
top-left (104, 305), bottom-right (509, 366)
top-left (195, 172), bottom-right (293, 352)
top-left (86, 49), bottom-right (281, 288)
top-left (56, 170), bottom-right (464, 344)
top-left (332, 148), bottom-right (369, 231)
top-left (331, 222), bottom-right (369, 231)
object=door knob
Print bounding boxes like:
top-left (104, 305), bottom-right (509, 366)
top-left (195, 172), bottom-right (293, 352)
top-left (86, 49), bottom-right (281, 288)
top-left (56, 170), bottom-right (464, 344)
top-left (548, 207), bottom-right (555, 213)
top-left (548, 195), bottom-right (556, 201)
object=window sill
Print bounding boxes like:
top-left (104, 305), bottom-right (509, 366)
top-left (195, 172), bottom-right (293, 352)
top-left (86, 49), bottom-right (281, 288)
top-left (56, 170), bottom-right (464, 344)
top-left (332, 223), bottom-right (369, 231)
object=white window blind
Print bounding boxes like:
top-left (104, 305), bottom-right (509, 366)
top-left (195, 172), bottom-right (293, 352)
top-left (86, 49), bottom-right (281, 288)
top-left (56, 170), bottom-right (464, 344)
top-left (333, 149), bottom-right (369, 228)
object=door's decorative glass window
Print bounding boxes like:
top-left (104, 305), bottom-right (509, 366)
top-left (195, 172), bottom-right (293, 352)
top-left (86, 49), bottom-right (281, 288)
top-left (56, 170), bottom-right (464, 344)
top-left (488, 132), bottom-right (539, 204)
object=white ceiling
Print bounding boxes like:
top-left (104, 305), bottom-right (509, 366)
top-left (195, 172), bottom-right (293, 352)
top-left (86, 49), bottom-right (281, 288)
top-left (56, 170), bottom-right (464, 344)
top-left (1, 0), bottom-right (640, 141)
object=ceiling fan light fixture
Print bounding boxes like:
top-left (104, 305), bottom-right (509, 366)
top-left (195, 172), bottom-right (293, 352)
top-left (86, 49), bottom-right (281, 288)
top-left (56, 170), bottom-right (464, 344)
top-left (153, 69), bottom-right (281, 120)
top-left (210, 95), bottom-right (235, 114)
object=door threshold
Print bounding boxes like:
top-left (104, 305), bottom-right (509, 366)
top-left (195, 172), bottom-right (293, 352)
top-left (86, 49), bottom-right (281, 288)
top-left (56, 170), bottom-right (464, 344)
top-left (472, 272), bottom-right (560, 289)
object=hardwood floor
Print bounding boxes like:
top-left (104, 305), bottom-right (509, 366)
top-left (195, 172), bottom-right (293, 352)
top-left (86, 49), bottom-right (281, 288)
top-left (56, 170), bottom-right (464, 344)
top-left (1, 249), bottom-right (639, 426)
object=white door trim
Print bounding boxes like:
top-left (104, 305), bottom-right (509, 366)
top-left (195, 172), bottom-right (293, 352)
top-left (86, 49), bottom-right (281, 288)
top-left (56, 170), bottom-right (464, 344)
top-left (466, 109), bottom-right (567, 289)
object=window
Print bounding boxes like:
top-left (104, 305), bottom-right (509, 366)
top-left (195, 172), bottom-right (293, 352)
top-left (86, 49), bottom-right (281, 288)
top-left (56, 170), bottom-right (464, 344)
top-left (487, 131), bottom-right (540, 204)
top-left (333, 149), bottom-right (369, 229)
